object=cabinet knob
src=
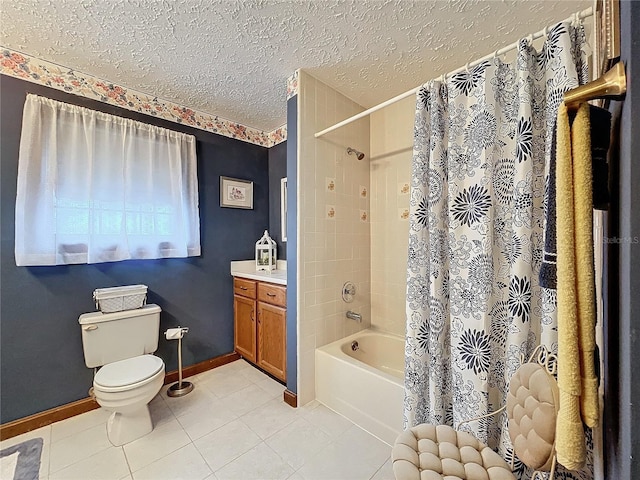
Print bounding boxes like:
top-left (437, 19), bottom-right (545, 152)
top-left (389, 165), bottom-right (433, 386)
top-left (240, 286), bottom-right (248, 291)
top-left (251, 309), bottom-right (255, 321)
top-left (266, 293), bottom-right (276, 297)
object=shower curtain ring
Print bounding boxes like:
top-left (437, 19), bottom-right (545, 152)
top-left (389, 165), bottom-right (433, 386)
top-left (572, 12), bottom-right (579, 26)
top-left (527, 33), bottom-right (534, 45)
top-left (543, 26), bottom-right (549, 38)
top-left (465, 62), bottom-right (471, 73)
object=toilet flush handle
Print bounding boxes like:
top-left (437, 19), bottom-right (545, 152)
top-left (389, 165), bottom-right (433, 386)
top-left (83, 325), bottom-right (98, 331)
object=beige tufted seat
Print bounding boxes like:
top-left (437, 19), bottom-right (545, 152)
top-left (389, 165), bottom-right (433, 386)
top-left (506, 362), bottom-right (559, 472)
top-left (392, 424), bottom-right (516, 480)
top-left (393, 359), bottom-right (559, 480)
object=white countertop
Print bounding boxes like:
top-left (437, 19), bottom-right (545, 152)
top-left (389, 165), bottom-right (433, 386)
top-left (230, 260), bottom-right (287, 285)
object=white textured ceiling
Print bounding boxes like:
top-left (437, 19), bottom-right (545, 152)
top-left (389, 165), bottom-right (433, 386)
top-left (1, 0), bottom-right (590, 132)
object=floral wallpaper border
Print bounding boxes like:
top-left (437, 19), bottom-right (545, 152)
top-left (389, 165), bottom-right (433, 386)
top-left (1, 47), bottom-right (287, 147)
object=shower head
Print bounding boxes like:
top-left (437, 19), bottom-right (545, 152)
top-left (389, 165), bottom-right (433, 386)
top-left (347, 147), bottom-right (365, 160)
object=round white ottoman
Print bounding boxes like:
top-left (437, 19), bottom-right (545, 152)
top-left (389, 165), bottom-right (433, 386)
top-left (392, 424), bottom-right (516, 480)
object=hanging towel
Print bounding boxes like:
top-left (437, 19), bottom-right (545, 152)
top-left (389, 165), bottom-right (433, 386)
top-left (540, 126), bottom-right (558, 289)
top-left (540, 105), bottom-right (611, 288)
top-left (555, 102), bottom-right (585, 470)
top-left (590, 107), bottom-right (612, 210)
top-left (572, 106), bottom-right (599, 430)
top-left (555, 102), bottom-right (599, 471)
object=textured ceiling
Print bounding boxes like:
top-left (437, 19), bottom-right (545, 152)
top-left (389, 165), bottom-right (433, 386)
top-left (1, 0), bottom-right (590, 132)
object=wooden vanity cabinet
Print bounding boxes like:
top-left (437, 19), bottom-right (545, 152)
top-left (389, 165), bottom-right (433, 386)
top-left (233, 277), bottom-right (286, 382)
top-left (233, 278), bottom-right (257, 363)
top-left (256, 282), bottom-right (287, 381)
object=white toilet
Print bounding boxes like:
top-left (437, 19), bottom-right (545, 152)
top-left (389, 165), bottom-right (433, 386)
top-left (79, 304), bottom-right (165, 446)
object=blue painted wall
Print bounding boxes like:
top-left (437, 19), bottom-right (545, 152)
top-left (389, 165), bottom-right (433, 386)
top-left (268, 141), bottom-right (287, 259)
top-left (0, 75), bottom-right (272, 423)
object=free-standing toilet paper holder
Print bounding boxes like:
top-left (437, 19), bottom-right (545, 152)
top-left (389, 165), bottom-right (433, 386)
top-left (165, 327), bottom-right (194, 397)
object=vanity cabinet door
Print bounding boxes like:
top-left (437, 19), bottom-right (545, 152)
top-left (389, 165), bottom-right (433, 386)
top-left (257, 302), bottom-right (286, 381)
top-left (234, 294), bottom-right (256, 363)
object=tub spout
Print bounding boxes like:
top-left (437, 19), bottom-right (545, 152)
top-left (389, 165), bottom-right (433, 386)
top-left (346, 311), bottom-right (362, 322)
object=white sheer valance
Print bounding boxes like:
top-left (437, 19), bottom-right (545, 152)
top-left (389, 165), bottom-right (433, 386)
top-left (15, 94), bottom-right (201, 266)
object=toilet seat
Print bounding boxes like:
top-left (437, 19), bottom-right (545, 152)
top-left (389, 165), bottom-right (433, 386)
top-left (94, 354), bottom-right (164, 393)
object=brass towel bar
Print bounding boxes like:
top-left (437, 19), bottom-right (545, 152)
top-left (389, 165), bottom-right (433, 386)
top-left (564, 61), bottom-right (627, 109)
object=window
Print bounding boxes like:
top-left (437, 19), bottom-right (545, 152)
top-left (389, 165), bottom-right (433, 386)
top-left (15, 94), bottom-right (201, 266)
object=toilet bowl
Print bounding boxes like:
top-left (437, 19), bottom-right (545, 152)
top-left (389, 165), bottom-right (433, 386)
top-left (79, 304), bottom-right (164, 446)
top-left (93, 354), bottom-right (165, 446)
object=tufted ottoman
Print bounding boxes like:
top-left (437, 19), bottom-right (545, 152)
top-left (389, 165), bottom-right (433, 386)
top-left (392, 424), bottom-right (516, 480)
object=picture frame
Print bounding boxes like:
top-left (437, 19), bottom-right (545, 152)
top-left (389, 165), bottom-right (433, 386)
top-left (220, 176), bottom-right (253, 209)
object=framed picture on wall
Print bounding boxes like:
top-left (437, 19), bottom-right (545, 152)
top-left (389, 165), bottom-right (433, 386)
top-left (220, 176), bottom-right (253, 209)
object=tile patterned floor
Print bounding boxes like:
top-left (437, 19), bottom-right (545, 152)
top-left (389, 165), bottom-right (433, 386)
top-left (1, 360), bottom-right (394, 480)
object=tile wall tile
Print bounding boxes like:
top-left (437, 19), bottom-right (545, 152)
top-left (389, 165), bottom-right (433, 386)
top-left (369, 96), bottom-right (414, 336)
top-left (297, 71), bottom-right (370, 406)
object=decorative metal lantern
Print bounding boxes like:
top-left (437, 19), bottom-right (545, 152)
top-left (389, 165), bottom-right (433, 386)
top-left (255, 230), bottom-right (277, 272)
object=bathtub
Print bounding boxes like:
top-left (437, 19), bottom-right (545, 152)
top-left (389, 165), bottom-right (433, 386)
top-left (315, 329), bottom-right (405, 445)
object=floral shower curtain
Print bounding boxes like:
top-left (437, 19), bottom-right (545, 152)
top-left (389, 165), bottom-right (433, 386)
top-left (405, 21), bottom-right (592, 479)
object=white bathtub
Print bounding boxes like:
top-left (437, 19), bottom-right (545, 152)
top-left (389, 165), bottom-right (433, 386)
top-left (315, 329), bottom-right (405, 445)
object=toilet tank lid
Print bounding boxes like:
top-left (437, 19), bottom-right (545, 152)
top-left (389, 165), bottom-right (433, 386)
top-left (79, 304), bottom-right (161, 325)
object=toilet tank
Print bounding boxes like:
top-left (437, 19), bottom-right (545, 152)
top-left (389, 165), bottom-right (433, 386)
top-left (79, 304), bottom-right (161, 368)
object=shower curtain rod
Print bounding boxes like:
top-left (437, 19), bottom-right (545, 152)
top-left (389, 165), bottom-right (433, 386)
top-left (315, 6), bottom-right (594, 139)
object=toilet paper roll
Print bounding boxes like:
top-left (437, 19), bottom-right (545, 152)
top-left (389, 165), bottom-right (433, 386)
top-left (165, 328), bottom-right (184, 340)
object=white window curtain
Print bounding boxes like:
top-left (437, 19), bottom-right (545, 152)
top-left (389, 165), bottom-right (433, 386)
top-left (15, 94), bottom-right (201, 266)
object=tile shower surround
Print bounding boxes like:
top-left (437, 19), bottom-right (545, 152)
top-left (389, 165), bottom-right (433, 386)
top-left (369, 96), bottom-right (414, 337)
top-left (296, 71), bottom-right (371, 405)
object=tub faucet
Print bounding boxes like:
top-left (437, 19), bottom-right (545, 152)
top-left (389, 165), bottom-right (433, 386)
top-left (346, 311), bottom-right (362, 322)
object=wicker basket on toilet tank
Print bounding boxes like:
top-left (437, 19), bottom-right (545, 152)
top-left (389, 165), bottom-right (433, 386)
top-left (93, 284), bottom-right (148, 313)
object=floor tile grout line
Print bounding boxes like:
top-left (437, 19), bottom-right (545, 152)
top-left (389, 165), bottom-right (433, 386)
top-left (49, 413), bottom-right (107, 446)
top-left (47, 423), bottom-right (113, 475)
top-left (123, 406), bottom-right (190, 475)
top-left (196, 435), bottom-right (259, 477)
top-left (122, 438), bottom-right (135, 477)
top-left (259, 438), bottom-right (295, 474)
top-left (190, 437), bottom-right (215, 479)
top-left (236, 407), bottom-right (297, 443)
top-left (367, 455), bottom-right (392, 480)
top-left (44, 426), bottom-right (52, 480)
top-left (195, 390), bottom-right (293, 472)
top-left (211, 439), bottom-right (297, 480)
top-left (48, 441), bottom-right (122, 478)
